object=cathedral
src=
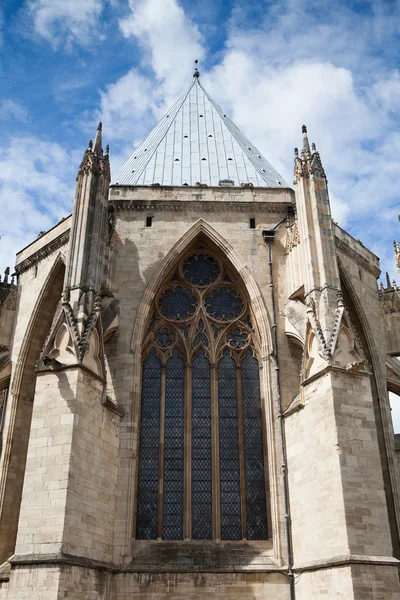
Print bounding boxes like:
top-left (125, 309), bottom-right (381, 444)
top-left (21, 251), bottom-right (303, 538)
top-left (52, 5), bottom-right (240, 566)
top-left (0, 66), bottom-right (400, 599)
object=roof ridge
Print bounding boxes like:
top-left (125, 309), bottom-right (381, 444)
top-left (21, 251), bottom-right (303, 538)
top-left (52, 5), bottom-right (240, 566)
top-left (111, 77), bottom-right (287, 188)
top-left (197, 80), bottom-right (284, 186)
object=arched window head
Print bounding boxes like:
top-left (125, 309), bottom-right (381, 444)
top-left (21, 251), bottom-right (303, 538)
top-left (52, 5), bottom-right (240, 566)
top-left (136, 247), bottom-right (268, 541)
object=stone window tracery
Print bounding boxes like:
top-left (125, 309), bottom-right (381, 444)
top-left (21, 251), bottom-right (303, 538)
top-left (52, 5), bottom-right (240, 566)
top-left (135, 249), bottom-right (268, 541)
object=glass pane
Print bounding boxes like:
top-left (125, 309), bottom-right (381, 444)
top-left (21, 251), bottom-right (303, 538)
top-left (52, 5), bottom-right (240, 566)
top-left (241, 351), bottom-right (268, 540)
top-left (163, 349), bottom-right (185, 540)
top-left (218, 349), bottom-right (242, 540)
top-left (159, 286), bottom-right (197, 320)
top-left (205, 287), bottom-right (243, 321)
top-left (182, 253), bottom-right (220, 287)
top-left (136, 349), bottom-right (161, 540)
top-left (191, 349), bottom-right (212, 539)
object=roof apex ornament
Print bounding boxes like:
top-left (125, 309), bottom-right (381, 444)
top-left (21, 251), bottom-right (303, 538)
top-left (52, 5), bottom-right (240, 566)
top-left (193, 59), bottom-right (200, 78)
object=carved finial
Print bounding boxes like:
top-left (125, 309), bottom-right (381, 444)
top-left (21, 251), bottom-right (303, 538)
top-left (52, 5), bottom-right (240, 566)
top-left (105, 144), bottom-right (109, 155)
top-left (193, 59), bottom-right (200, 78)
top-left (386, 272), bottom-right (392, 288)
top-left (93, 122), bottom-right (103, 155)
top-left (97, 122), bottom-right (102, 131)
top-left (294, 147), bottom-right (299, 158)
top-left (380, 281), bottom-right (384, 290)
top-left (311, 142), bottom-right (316, 153)
top-left (88, 140), bottom-right (93, 150)
top-left (4, 267), bottom-right (10, 284)
top-left (393, 279), bottom-right (397, 288)
top-left (11, 275), bottom-right (15, 286)
top-left (302, 125), bottom-right (310, 154)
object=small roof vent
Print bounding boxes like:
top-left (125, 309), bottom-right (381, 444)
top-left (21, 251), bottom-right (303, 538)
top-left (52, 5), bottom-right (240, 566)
top-left (219, 179), bottom-right (235, 187)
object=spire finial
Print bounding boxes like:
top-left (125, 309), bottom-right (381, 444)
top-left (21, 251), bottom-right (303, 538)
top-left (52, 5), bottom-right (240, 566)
top-left (302, 124), bottom-right (310, 154)
top-left (193, 59), bottom-right (200, 78)
top-left (93, 122), bottom-right (103, 154)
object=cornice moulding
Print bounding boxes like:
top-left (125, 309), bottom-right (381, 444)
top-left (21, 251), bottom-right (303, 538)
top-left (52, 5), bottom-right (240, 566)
top-left (15, 232), bottom-right (69, 275)
top-left (335, 237), bottom-right (381, 278)
top-left (110, 199), bottom-right (292, 214)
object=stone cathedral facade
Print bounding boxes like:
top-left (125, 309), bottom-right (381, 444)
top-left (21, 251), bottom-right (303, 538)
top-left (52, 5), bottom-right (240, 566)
top-left (0, 70), bottom-right (400, 599)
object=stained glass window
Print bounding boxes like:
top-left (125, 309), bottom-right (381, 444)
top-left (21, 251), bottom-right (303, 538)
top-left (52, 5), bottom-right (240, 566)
top-left (159, 286), bottom-right (197, 320)
top-left (205, 287), bottom-right (243, 321)
top-left (136, 249), bottom-right (268, 542)
top-left (192, 350), bottom-right (213, 539)
top-left (183, 253), bottom-right (220, 286)
top-left (136, 349), bottom-right (161, 540)
top-left (218, 350), bottom-right (242, 540)
top-left (163, 349), bottom-right (185, 540)
top-left (242, 351), bottom-right (268, 540)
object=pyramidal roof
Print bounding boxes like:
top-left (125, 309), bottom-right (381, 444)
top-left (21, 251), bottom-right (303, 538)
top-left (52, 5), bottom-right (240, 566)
top-left (111, 73), bottom-right (287, 188)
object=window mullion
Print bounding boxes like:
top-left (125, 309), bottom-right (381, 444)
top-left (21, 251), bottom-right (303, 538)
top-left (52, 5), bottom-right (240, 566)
top-left (237, 365), bottom-right (247, 540)
top-left (184, 363), bottom-right (191, 540)
top-left (157, 364), bottom-right (166, 540)
top-left (211, 363), bottom-right (220, 541)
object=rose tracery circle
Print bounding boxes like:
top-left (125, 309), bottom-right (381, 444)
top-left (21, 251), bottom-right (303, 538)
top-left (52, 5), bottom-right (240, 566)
top-left (204, 287), bottom-right (244, 321)
top-left (182, 253), bottom-right (220, 287)
top-left (158, 286), bottom-right (197, 320)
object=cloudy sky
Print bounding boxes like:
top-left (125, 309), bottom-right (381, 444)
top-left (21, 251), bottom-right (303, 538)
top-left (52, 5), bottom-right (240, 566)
top-left (1, 0), bottom-right (399, 277)
top-left (1, 0), bottom-right (400, 424)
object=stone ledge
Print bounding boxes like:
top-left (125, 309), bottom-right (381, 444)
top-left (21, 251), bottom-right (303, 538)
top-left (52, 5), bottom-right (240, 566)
top-left (9, 544), bottom-right (284, 575)
top-left (110, 199), bottom-right (292, 214)
top-left (336, 239), bottom-right (380, 278)
top-left (15, 230), bottom-right (69, 275)
top-left (293, 553), bottom-right (400, 573)
top-left (9, 552), bottom-right (118, 573)
top-left (301, 362), bottom-right (371, 388)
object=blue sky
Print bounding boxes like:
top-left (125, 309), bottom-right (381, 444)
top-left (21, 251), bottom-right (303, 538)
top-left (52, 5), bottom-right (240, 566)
top-left (1, 0), bottom-right (400, 283)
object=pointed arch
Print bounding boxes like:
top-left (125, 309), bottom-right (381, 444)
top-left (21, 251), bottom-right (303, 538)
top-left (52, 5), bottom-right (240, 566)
top-left (0, 252), bottom-right (65, 562)
top-left (338, 258), bottom-right (400, 557)
top-left (131, 219), bottom-right (273, 359)
top-left (126, 221), bottom-right (277, 551)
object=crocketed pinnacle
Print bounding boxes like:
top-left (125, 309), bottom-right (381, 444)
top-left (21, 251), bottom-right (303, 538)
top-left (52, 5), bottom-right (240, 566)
top-left (93, 122), bottom-right (102, 155)
top-left (302, 125), bottom-right (310, 155)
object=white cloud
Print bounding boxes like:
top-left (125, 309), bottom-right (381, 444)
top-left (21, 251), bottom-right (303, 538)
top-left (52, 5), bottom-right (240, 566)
top-left (0, 99), bottom-right (28, 122)
top-left (26, 0), bottom-right (105, 49)
top-left (94, 0), bottom-right (206, 154)
top-left (370, 71), bottom-right (400, 115)
top-left (0, 136), bottom-right (77, 272)
top-left (97, 69), bottom-right (156, 143)
top-left (119, 0), bottom-right (205, 102)
top-left (94, 0), bottom-right (400, 276)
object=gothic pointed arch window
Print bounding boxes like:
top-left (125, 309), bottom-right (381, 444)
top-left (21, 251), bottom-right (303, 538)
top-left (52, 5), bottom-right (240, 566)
top-left (135, 248), bottom-right (268, 541)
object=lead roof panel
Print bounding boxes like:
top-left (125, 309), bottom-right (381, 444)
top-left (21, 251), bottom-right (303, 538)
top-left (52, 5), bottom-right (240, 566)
top-left (111, 78), bottom-right (287, 188)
